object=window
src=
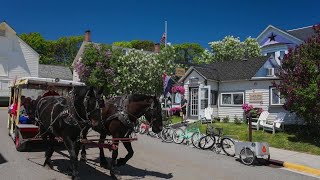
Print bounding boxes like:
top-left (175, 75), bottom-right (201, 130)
top-left (270, 88), bottom-right (285, 105)
top-left (221, 92), bottom-right (244, 106)
top-left (279, 51), bottom-right (285, 60)
top-left (0, 81), bottom-right (8, 90)
top-left (267, 52), bottom-right (275, 58)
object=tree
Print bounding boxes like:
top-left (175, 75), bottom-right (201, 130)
top-left (53, 36), bottom-right (83, 66)
top-left (112, 41), bottom-right (133, 48)
top-left (19, 32), bottom-right (83, 66)
top-left (173, 43), bottom-right (204, 64)
top-left (74, 43), bottom-right (118, 95)
top-left (193, 49), bottom-right (214, 64)
top-left (209, 36), bottom-right (261, 61)
top-left (273, 25), bottom-right (320, 127)
top-left (131, 40), bottom-right (155, 51)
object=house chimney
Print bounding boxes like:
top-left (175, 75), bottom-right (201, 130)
top-left (154, 43), bottom-right (160, 53)
top-left (85, 30), bottom-right (91, 42)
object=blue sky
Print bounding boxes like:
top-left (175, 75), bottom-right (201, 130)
top-left (1, 0), bottom-right (320, 48)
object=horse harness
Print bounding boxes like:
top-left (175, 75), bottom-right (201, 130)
top-left (35, 88), bottom-right (101, 138)
top-left (102, 95), bottom-right (156, 137)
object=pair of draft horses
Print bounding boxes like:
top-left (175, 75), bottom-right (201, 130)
top-left (33, 86), bottom-right (163, 180)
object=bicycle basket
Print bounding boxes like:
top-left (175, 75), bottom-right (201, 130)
top-left (206, 126), bottom-right (223, 136)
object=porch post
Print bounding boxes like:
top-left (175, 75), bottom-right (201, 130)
top-left (248, 113), bottom-right (252, 142)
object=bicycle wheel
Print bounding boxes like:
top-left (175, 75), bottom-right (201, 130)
top-left (220, 137), bottom-right (235, 157)
top-left (173, 128), bottom-right (185, 144)
top-left (198, 135), bottom-right (215, 150)
top-left (240, 148), bottom-right (255, 165)
top-left (191, 132), bottom-right (203, 148)
top-left (161, 127), bottom-right (174, 143)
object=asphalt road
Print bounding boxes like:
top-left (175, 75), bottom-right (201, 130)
top-left (0, 109), bottom-right (318, 180)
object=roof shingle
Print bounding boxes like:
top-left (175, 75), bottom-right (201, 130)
top-left (192, 56), bottom-right (269, 81)
top-left (39, 64), bottom-right (73, 80)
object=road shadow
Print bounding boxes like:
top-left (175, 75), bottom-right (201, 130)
top-left (88, 157), bottom-right (173, 179)
top-left (0, 153), bottom-right (8, 165)
top-left (53, 159), bottom-right (112, 180)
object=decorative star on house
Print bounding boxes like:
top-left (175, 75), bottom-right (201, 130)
top-left (268, 33), bottom-right (277, 42)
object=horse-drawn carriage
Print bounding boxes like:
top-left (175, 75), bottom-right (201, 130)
top-left (7, 77), bottom-right (86, 151)
top-left (6, 76), bottom-right (163, 180)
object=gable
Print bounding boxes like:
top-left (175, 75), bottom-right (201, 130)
top-left (253, 57), bottom-right (280, 77)
top-left (257, 25), bottom-right (303, 47)
top-left (182, 68), bottom-right (206, 85)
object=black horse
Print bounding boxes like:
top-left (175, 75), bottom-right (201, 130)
top-left (34, 86), bottom-right (103, 180)
top-left (80, 94), bottom-right (163, 179)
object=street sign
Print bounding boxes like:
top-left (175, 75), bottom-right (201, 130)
top-left (175, 68), bottom-right (185, 77)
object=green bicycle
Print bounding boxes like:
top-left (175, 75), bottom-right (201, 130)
top-left (172, 121), bottom-right (203, 148)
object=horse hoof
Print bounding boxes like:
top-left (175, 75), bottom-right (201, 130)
top-left (80, 156), bottom-right (87, 162)
top-left (116, 158), bottom-right (126, 167)
top-left (43, 160), bottom-right (53, 170)
top-left (100, 162), bottom-right (110, 170)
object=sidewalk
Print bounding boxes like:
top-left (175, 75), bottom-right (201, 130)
top-left (269, 147), bottom-right (320, 177)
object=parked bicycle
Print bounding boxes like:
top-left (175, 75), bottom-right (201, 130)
top-left (198, 125), bottom-right (235, 156)
top-left (172, 121), bottom-right (203, 148)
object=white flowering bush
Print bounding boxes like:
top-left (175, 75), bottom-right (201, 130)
top-left (209, 36), bottom-right (261, 61)
top-left (193, 49), bottom-right (214, 64)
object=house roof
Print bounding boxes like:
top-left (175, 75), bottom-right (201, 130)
top-left (182, 56), bottom-right (269, 82)
top-left (287, 25), bottom-right (317, 41)
top-left (39, 64), bottom-right (73, 80)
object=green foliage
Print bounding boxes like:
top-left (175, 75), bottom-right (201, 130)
top-left (75, 43), bottom-right (117, 94)
top-left (234, 115), bottom-right (242, 125)
top-left (112, 41), bottom-right (133, 48)
top-left (222, 116), bottom-right (230, 123)
top-left (19, 32), bottom-right (83, 66)
top-left (209, 36), bottom-right (261, 61)
top-left (273, 25), bottom-right (320, 126)
top-left (131, 40), bottom-right (155, 51)
top-left (173, 43), bottom-right (204, 64)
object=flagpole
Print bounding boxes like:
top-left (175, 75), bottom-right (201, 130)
top-left (165, 20), bottom-right (167, 47)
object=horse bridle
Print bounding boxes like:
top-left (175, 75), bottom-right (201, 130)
top-left (83, 88), bottom-right (102, 121)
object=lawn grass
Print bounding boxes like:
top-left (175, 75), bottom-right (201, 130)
top-left (169, 116), bottom-right (183, 124)
top-left (198, 122), bottom-right (320, 155)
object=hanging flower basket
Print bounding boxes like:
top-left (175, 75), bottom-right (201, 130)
top-left (171, 86), bottom-right (185, 95)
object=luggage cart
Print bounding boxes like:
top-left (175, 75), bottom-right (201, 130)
top-left (235, 141), bottom-right (270, 165)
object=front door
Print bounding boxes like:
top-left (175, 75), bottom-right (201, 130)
top-left (189, 88), bottom-right (199, 118)
top-left (198, 86), bottom-right (211, 119)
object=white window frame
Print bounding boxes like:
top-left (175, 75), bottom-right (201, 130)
top-left (270, 87), bottom-right (284, 106)
top-left (220, 92), bottom-right (244, 106)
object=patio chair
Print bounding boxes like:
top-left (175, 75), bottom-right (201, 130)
top-left (250, 111), bottom-right (269, 130)
top-left (200, 107), bottom-right (213, 124)
top-left (263, 112), bottom-right (286, 134)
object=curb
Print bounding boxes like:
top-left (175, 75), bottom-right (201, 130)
top-left (269, 159), bottom-right (320, 176)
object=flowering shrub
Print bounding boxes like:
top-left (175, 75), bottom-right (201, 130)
top-left (171, 86), bottom-right (185, 94)
top-left (169, 107), bottom-right (181, 114)
top-left (242, 103), bottom-right (263, 118)
top-left (74, 43), bottom-right (118, 94)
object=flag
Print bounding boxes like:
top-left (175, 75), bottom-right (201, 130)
top-left (160, 33), bottom-right (166, 44)
top-left (163, 73), bottom-right (174, 97)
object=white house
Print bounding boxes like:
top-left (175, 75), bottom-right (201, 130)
top-left (177, 24), bottom-right (317, 123)
top-left (0, 22), bottom-right (40, 103)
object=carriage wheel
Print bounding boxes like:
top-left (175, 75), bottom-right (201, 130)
top-left (15, 128), bottom-right (27, 152)
top-left (240, 148), bottom-right (255, 165)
